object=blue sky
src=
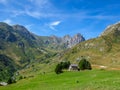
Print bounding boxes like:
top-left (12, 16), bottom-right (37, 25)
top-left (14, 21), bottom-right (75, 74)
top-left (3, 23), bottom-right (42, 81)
top-left (0, 0), bottom-right (120, 39)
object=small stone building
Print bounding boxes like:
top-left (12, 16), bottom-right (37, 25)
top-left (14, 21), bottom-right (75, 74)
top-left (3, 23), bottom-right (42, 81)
top-left (69, 64), bottom-right (78, 71)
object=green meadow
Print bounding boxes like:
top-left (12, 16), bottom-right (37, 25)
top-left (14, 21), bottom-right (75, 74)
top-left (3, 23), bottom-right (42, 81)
top-left (0, 70), bottom-right (120, 90)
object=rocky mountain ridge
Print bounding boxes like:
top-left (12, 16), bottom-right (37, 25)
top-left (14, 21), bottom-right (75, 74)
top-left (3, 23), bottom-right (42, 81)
top-left (46, 33), bottom-right (85, 49)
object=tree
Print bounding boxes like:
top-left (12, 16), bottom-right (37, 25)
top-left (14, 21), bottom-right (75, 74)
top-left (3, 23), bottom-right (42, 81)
top-left (60, 61), bottom-right (70, 69)
top-left (78, 58), bottom-right (92, 70)
top-left (55, 63), bottom-right (62, 74)
top-left (55, 61), bottom-right (70, 74)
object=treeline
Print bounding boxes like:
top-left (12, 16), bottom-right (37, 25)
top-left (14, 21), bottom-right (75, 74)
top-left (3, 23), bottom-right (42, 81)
top-left (55, 58), bottom-right (92, 74)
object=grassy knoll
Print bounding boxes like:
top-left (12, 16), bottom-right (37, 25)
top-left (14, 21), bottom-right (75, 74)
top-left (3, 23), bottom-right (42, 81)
top-left (0, 70), bottom-right (120, 90)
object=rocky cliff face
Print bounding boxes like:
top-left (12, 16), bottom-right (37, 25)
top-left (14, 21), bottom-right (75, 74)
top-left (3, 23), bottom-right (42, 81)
top-left (41, 33), bottom-right (85, 49)
top-left (62, 33), bottom-right (85, 48)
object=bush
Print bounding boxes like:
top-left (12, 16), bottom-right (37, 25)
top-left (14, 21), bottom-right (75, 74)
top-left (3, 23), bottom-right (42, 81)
top-left (78, 58), bottom-right (92, 70)
top-left (60, 61), bottom-right (70, 69)
top-left (7, 77), bottom-right (16, 84)
top-left (55, 64), bottom-right (63, 74)
top-left (55, 61), bottom-right (70, 74)
top-left (19, 76), bottom-right (23, 80)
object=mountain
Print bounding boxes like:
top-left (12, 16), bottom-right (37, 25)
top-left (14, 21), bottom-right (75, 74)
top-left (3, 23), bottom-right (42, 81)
top-left (0, 22), bottom-right (54, 81)
top-left (62, 33), bottom-right (85, 48)
top-left (0, 22), bottom-right (85, 81)
top-left (38, 33), bottom-right (85, 50)
top-left (60, 22), bottom-right (120, 69)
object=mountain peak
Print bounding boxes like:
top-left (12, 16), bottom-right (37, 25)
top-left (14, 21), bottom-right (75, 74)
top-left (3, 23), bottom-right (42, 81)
top-left (100, 21), bottom-right (120, 36)
top-left (0, 22), bottom-right (9, 26)
top-left (12, 24), bottom-right (29, 32)
top-left (0, 22), bottom-right (13, 31)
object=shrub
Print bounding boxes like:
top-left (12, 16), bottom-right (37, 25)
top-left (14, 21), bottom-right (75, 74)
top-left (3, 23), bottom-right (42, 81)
top-left (55, 61), bottom-right (70, 74)
top-left (19, 76), bottom-right (23, 80)
top-left (7, 77), bottom-right (16, 84)
top-left (78, 58), bottom-right (92, 70)
top-left (55, 64), bottom-right (63, 74)
top-left (60, 61), bottom-right (70, 69)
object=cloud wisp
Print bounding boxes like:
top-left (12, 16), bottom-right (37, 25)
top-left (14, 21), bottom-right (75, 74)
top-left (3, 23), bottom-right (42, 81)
top-left (49, 21), bottom-right (61, 31)
top-left (0, 0), bottom-right (119, 21)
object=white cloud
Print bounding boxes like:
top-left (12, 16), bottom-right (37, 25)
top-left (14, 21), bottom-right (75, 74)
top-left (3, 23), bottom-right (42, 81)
top-left (50, 21), bottom-right (61, 26)
top-left (49, 21), bottom-right (61, 30)
top-left (3, 19), bottom-right (12, 25)
top-left (26, 10), bottom-right (40, 18)
top-left (25, 0), bottom-right (55, 18)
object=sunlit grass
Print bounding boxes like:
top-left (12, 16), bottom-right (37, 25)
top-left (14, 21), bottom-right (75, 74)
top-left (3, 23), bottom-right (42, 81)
top-left (0, 70), bottom-right (120, 90)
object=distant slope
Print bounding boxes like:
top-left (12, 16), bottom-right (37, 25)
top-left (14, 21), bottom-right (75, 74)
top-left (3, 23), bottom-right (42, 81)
top-left (61, 22), bottom-right (120, 68)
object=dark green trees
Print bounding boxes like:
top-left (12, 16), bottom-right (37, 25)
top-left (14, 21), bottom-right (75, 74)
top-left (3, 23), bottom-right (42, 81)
top-left (7, 77), bottom-right (16, 84)
top-left (60, 61), bottom-right (70, 69)
top-left (55, 63), bottom-right (63, 74)
top-left (78, 58), bottom-right (92, 70)
top-left (55, 61), bottom-right (70, 74)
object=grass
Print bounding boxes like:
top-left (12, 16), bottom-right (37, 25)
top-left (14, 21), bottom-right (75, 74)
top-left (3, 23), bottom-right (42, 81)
top-left (0, 70), bottom-right (120, 90)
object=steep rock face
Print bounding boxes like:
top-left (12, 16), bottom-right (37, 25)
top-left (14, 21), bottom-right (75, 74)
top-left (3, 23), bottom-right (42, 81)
top-left (70, 33), bottom-right (85, 48)
top-left (62, 33), bottom-right (85, 48)
top-left (42, 33), bottom-right (85, 49)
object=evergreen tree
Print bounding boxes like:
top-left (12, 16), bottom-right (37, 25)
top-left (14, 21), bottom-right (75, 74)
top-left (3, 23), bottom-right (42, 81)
top-left (55, 63), bottom-right (62, 74)
top-left (78, 58), bottom-right (92, 70)
top-left (55, 61), bottom-right (70, 74)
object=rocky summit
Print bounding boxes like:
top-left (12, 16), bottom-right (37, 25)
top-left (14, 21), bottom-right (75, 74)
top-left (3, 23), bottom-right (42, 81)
top-left (62, 33), bottom-right (85, 48)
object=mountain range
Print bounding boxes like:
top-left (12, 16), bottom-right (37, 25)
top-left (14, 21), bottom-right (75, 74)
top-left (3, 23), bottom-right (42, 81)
top-left (0, 22), bottom-right (85, 81)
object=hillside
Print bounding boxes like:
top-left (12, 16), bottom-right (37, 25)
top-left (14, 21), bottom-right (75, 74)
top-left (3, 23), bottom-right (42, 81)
top-left (61, 22), bottom-right (120, 69)
top-left (0, 22), bottom-right (85, 81)
top-left (0, 22), bottom-right (55, 81)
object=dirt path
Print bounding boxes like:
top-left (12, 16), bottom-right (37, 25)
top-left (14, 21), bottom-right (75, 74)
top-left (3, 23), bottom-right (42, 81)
top-left (92, 64), bottom-right (120, 70)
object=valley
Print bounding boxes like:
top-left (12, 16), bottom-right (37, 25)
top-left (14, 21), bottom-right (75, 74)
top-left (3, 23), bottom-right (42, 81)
top-left (0, 22), bottom-right (120, 90)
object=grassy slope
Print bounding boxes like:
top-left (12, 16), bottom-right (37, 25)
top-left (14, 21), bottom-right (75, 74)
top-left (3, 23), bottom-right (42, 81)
top-left (0, 70), bottom-right (120, 90)
top-left (60, 36), bottom-right (120, 68)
